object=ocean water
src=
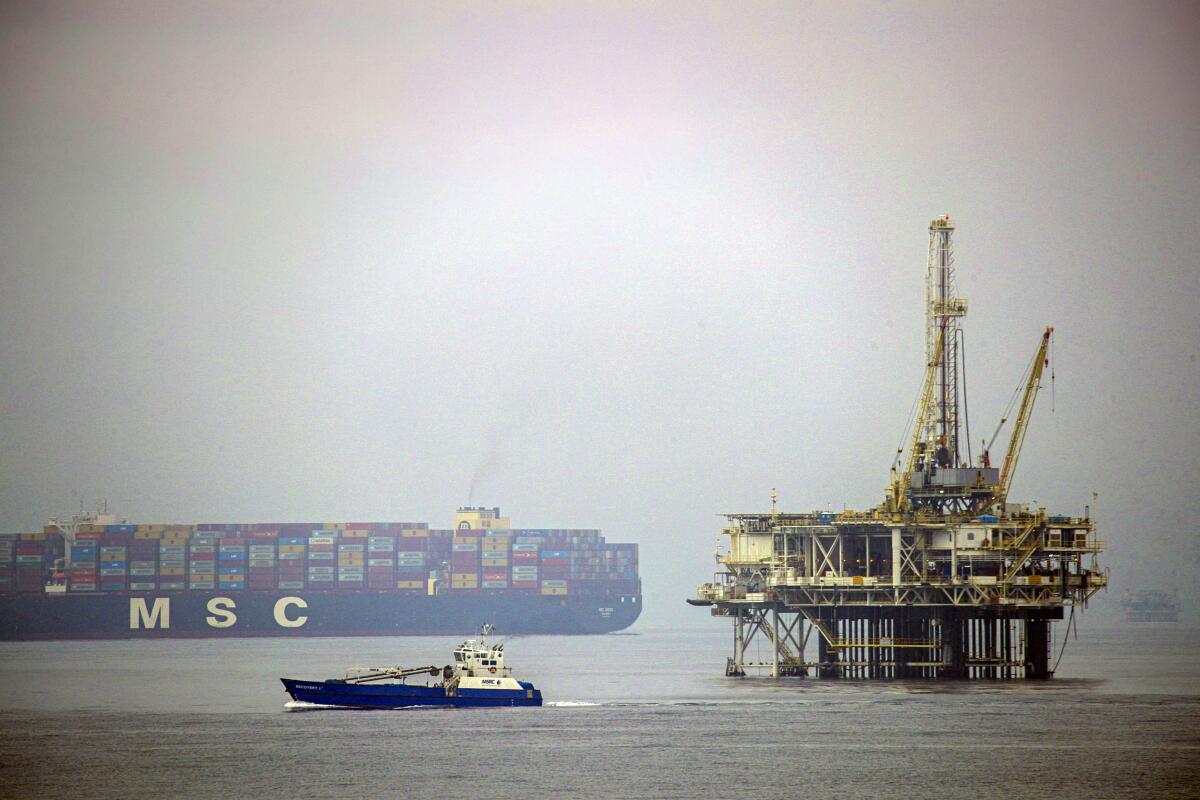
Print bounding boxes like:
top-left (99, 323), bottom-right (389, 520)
top-left (0, 618), bottom-right (1197, 799)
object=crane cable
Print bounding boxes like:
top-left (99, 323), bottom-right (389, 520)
top-left (1050, 330), bottom-right (1056, 414)
top-left (892, 382), bottom-right (924, 472)
top-left (984, 340), bottom-right (1043, 455)
top-left (959, 328), bottom-right (972, 467)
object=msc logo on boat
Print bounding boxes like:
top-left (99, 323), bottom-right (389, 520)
top-left (128, 596), bottom-right (309, 629)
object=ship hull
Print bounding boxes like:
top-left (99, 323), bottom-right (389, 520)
top-left (0, 589), bottom-right (641, 641)
top-left (280, 678), bottom-right (542, 708)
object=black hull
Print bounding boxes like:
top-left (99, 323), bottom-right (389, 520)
top-left (0, 590), bottom-right (641, 641)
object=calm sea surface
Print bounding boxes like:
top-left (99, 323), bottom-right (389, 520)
top-left (0, 616), bottom-right (1197, 799)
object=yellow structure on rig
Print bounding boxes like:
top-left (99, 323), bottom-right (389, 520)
top-left (693, 217), bottom-right (1107, 680)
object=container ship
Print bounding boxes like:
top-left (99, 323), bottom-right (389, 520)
top-left (0, 507), bottom-right (641, 640)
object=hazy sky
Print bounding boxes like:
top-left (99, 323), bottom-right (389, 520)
top-left (2, 1), bottom-right (1197, 626)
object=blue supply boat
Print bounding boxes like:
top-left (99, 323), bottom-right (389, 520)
top-left (280, 626), bottom-right (542, 709)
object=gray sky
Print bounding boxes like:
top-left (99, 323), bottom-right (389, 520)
top-left (2, 1), bottom-right (1198, 627)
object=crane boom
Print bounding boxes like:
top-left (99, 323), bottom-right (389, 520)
top-left (345, 665), bottom-right (442, 684)
top-left (891, 326), bottom-right (946, 513)
top-left (996, 326), bottom-right (1053, 508)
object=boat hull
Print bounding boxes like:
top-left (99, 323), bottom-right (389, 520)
top-left (281, 678), bottom-right (542, 708)
top-left (0, 589), bottom-right (641, 641)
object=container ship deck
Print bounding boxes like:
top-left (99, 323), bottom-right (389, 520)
top-left (0, 507), bottom-right (641, 640)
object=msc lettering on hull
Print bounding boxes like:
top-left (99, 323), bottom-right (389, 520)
top-left (206, 597), bottom-right (237, 628)
top-left (129, 598), bottom-right (170, 629)
top-left (128, 596), bottom-right (309, 630)
top-left (274, 596), bottom-right (307, 627)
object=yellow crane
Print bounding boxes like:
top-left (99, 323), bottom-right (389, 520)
top-left (889, 326), bottom-right (946, 514)
top-left (994, 326), bottom-right (1054, 510)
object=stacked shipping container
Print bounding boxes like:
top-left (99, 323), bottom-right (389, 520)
top-left (278, 533), bottom-right (305, 589)
top-left (159, 538), bottom-right (186, 591)
top-left (69, 536), bottom-right (97, 592)
top-left (0, 536), bottom-right (11, 592)
top-left (338, 533), bottom-right (365, 588)
top-left (451, 532), bottom-right (479, 589)
top-left (249, 533), bottom-right (276, 590)
top-left (4, 520), bottom-right (637, 599)
top-left (481, 532), bottom-right (509, 589)
top-left (367, 533), bottom-right (395, 590)
top-left (188, 534), bottom-right (215, 590)
top-left (0, 532), bottom-right (64, 593)
top-left (397, 529), bottom-right (431, 590)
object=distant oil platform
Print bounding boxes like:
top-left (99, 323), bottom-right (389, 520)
top-left (692, 216), bottom-right (1107, 679)
top-left (1120, 589), bottom-right (1179, 624)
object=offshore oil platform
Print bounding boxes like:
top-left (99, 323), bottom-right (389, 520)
top-left (691, 216), bottom-right (1107, 680)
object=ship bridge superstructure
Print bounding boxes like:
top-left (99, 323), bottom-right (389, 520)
top-left (693, 217), bottom-right (1107, 680)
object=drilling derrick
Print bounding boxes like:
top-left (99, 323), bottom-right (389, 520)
top-left (899, 217), bottom-right (998, 514)
top-left (692, 217), bottom-right (1107, 680)
top-left (927, 216), bottom-right (966, 471)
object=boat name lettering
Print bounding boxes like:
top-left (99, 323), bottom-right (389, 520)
top-left (206, 597), bottom-right (237, 628)
top-left (123, 597), bottom-right (317, 631)
top-left (273, 596), bottom-right (308, 628)
top-left (129, 597), bottom-right (170, 630)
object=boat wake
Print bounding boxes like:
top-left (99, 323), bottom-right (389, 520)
top-left (543, 699), bottom-right (847, 709)
top-left (284, 700), bottom-right (346, 712)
